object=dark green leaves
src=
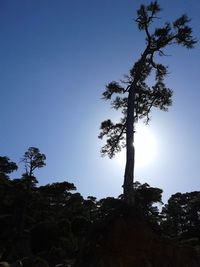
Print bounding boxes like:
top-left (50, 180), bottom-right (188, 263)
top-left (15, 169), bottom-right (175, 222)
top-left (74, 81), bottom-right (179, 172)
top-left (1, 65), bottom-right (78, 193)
top-left (99, 120), bottom-right (126, 158)
top-left (161, 191), bottom-right (200, 237)
top-left (111, 96), bottom-right (127, 110)
top-left (102, 82), bottom-right (124, 100)
top-left (147, 1), bottom-right (161, 13)
top-left (155, 64), bottom-right (168, 81)
top-left (172, 15), bottom-right (197, 48)
top-left (173, 15), bottom-right (190, 28)
top-left (136, 1), bottom-right (161, 30)
top-left (0, 156), bottom-right (18, 177)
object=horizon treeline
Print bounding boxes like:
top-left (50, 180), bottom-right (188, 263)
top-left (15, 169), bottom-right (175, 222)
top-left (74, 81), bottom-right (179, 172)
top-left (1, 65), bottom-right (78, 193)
top-left (0, 147), bottom-right (200, 264)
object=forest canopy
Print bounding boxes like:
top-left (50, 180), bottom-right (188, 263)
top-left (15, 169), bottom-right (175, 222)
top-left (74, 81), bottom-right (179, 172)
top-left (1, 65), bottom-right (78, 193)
top-left (0, 148), bottom-right (200, 265)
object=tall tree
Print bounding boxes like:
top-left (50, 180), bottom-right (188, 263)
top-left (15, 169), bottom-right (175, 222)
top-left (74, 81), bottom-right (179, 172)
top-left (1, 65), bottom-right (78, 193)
top-left (17, 147), bottom-right (46, 236)
top-left (99, 1), bottom-right (196, 205)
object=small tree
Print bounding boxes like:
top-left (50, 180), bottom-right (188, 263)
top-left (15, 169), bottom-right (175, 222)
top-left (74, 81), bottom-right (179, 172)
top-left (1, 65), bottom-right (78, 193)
top-left (21, 146), bottom-right (46, 178)
top-left (99, 1), bottom-right (196, 205)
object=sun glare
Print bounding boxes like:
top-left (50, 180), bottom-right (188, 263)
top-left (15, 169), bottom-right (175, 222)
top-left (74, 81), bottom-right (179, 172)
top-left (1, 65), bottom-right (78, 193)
top-left (114, 124), bottom-right (157, 169)
top-left (135, 124), bottom-right (157, 168)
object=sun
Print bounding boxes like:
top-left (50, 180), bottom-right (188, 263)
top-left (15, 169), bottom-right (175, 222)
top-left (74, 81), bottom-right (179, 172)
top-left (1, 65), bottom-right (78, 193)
top-left (134, 124), bottom-right (157, 168)
top-left (114, 124), bottom-right (157, 169)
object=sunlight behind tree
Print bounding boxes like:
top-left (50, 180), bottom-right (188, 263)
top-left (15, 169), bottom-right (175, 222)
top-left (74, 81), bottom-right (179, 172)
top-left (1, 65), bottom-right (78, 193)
top-left (114, 124), bottom-right (157, 169)
top-left (135, 125), bottom-right (157, 168)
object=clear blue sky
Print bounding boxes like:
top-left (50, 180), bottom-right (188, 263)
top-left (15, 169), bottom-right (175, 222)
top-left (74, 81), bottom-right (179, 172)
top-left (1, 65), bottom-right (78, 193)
top-left (1, 0), bottom-right (200, 203)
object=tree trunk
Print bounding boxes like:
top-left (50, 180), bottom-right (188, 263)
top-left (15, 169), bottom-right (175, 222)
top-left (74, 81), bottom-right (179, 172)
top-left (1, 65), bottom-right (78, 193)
top-left (123, 87), bottom-right (135, 205)
top-left (123, 49), bottom-right (149, 205)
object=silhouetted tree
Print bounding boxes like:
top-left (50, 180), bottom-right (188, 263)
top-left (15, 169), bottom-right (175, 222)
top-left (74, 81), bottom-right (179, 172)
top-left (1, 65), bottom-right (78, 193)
top-left (17, 147), bottom-right (46, 236)
top-left (0, 156), bottom-right (17, 229)
top-left (134, 182), bottom-right (163, 228)
top-left (21, 147), bottom-right (46, 178)
top-left (36, 181), bottom-right (77, 221)
top-left (161, 191), bottom-right (200, 239)
top-left (99, 1), bottom-right (196, 205)
top-left (0, 156), bottom-right (17, 180)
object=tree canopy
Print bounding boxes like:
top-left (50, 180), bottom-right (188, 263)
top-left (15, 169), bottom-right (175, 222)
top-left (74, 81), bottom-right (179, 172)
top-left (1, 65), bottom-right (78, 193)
top-left (99, 1), bottom-right (196, 204)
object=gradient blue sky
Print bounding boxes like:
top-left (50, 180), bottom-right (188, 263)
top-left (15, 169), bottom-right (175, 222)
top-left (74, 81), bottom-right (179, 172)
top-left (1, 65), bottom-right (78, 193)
top-left (1, 0), bottom-right (200, 203)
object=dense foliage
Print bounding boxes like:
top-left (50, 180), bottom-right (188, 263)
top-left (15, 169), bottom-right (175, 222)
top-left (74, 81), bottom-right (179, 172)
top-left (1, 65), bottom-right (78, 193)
top-left (0, 149), bottom-right (200, 266)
